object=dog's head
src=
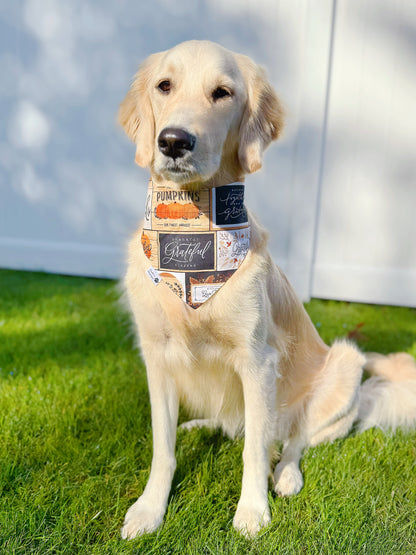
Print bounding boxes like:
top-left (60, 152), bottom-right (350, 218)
top-left (118, 40), bottom-right (284, 185)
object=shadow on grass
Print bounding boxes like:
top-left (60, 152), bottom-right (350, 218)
top-left (0, 308), bottom-right (134, 374)
top-left (360, 328), bottom-right (416, 354)
top-left (0, 270), bottom-right (137, 376)
top-left (0, 269), bottom-right (111, 307)
top-left (174, 428), bottom-right (233, 484)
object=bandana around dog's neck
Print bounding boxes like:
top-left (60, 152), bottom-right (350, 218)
top-left (141, 179), bottom-right (250, 309)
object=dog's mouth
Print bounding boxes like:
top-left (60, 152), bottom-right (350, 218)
top-left (155, 149), bottom-right (222, 185)
top-left (165, 163), bottom-right (186, 174)
top-left (156, 157), bottom-right (204, 184)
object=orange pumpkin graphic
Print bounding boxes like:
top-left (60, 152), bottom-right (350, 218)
top-left (155, 203), bottom-right (168, 219)
top-left (167, 202), bottom-right (182, 219)
top-left (155, 202), bottom-right (200, 220)
top-left (182, 203), bottom-right (200, 219)
top-left (141, 233), bottom-right (152, 259)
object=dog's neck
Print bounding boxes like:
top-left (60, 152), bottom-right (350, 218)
top-left (141, 177), bottom-right (250, 308)
top-left (150, 174), bottom-right (245, 192)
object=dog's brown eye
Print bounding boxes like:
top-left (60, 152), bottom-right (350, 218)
top-left (157, 80), bottom-right (171, 93)
top-left (212, 87), bottom-right (231, 101)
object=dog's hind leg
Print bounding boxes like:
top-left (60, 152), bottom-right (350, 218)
top-left (273, 435), bottom-right (305, 497)
top-left (303, 341), bottom-right (364, 448)
top-left (274, 342), bottom-right (365, 498)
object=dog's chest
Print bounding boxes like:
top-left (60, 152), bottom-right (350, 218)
top-left (157, 302), bottom-right (249, 373)
top-left (161, 314), bottom-right (246, 434)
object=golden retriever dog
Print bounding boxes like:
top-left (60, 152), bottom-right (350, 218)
top-left (117, 40), bottom-right (416, 539)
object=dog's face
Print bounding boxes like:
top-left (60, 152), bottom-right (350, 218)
top-left (119, 40), bottom-right (284, 185)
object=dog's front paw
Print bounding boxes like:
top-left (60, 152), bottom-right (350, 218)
top-left (233, 504), bottom-right (271, 537)
top-left (121, 498), bottom-right (164, 539)
top-left (273, 463), bottom-right (304, 497)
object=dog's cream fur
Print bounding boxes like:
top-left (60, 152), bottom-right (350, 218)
top-left (118, 40), bottom-right (416, 539)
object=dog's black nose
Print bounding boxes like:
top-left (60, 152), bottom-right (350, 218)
top-left (158, 128), bottom-right (196, 159)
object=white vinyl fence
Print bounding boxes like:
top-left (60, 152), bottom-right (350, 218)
top-left (1, 1), bottom-right (415, 306)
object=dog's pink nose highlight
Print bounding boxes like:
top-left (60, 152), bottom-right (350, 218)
top-left (158, 127), bottom-right (196, 159)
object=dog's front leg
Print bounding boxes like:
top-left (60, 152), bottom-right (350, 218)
top-left (121, 364), bottom-right (179, 539)
top-left (233, 347), bottom-right (278, 537)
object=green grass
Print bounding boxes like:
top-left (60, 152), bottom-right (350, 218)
top-left (0, 269), bottom-right (415, 554)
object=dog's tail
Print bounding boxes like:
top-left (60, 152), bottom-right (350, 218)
top-left (357, 352), bottom-right (416, 432)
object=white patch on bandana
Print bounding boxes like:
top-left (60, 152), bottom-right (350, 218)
top-left (217, 228), bottom-right (251, 271)
top-left (146, 266), bottom-right (161, 285)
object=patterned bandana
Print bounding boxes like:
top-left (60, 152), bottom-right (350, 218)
top-left (141, 180), bottom-right (251, 309)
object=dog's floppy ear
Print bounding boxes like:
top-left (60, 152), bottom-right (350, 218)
top-left (118, 52), bottom-right (162, 168)
top-left (237, 57), bottom-right (284, 174)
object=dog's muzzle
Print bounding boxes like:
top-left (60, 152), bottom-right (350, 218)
top-left (158, 127), bottom-right (196, 160)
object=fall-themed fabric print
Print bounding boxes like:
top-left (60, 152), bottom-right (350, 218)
top-left (141, 233), bottom-right (152, 259)
top-left (186, 271), bottom-right (236, 308)
top-left (141, 179), bottom-right (250, 308)
top-left (159, 272), bottom-right (185, 300)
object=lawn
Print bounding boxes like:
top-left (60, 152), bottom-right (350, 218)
top-left (0, 269), bottom-right (415, 554)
